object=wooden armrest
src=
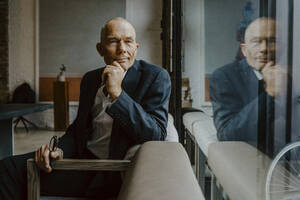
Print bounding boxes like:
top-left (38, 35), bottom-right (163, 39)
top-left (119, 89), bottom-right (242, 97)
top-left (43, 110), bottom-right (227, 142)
top-left (27, 158), bottom-right (131, 200)
top-left (51, 159), bottom-right (131, 171)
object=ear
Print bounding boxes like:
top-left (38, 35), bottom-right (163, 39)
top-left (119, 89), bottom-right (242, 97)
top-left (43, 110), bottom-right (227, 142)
top-left (240, 43), bottom-right (247, 57)
top-left (134, 43), bottom-right (139, 55)
top-left (96, 43), bottom-right (104, 56)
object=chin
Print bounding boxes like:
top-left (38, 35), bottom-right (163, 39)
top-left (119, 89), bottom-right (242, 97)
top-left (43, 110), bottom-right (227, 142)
top-left (256, 64), bottom-right (266, 71)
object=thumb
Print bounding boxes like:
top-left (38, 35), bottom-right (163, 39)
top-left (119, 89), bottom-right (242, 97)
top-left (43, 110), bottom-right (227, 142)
top-left (50, 148), bottom-right (63, 160)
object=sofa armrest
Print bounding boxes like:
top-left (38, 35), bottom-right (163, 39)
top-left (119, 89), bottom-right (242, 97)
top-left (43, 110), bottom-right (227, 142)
top-left (208, 142), bottom-right (271, 200)
top-left (118, 141), bottom-right (205, 200)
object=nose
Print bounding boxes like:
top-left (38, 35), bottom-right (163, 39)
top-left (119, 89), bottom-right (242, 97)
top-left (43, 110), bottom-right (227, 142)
top-left (118, 41), bottom-right (127, 54)
top-left (259, 40), bottom-right (267, 52)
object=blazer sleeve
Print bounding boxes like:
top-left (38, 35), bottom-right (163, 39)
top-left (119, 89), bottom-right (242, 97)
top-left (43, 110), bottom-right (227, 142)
top-left (106, 69), bottom-right (171, 143)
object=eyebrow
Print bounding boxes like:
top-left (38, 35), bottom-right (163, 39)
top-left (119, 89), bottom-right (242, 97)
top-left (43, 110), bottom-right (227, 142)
top-left (106, 36), bottom-right (118, 40)
top-left (250, 36), bottom-right (276, 41)
top-left (106, 36), bottom-right (134, 40)
top-left (125, 37), bottom-right (134, 40)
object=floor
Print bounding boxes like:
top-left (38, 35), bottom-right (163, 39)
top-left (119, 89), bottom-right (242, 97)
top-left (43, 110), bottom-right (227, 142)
top-left (14, 128), bottom-right (64, 155)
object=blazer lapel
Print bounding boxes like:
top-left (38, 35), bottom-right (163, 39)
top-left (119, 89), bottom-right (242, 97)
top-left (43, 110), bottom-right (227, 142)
top-left (90, 68), bottom-right (104, 106)
top-left (122, 60), bottom-right (141, 98)
top-left (238, 59), bottom-right (259, 100)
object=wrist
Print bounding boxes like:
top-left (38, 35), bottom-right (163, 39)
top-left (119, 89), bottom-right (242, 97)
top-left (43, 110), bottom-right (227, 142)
top-left (265, 90), bottom-right (275, 97)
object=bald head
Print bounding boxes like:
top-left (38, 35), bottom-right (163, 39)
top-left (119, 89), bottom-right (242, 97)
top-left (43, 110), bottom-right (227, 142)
top-left (101, 17), bottom-right (136, 44)
top-left (241, 17), bottom-right (276, 71)
top-left (244, 17), bottom-right (276, 43)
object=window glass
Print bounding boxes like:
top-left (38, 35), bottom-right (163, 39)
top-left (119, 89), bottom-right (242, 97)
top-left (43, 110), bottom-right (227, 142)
top-left (183, 0), bottom-right (299, 199)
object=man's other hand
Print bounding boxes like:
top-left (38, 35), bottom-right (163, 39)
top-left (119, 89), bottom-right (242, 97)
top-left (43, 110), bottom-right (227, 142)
top-left (34, 144), bottom-right (63, 173)
top-left (262, 61), bottom-right (287, 97)
top-left (102, 61), bottom-right (125, 100)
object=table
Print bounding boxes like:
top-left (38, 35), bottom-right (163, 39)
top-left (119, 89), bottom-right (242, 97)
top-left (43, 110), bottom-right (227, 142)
top-left (0, 104), bottom-right (53, 159)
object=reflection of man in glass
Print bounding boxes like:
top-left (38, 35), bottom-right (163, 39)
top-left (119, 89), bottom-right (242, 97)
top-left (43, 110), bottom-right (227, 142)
top-left (210, 17), bottom-right (286, 156)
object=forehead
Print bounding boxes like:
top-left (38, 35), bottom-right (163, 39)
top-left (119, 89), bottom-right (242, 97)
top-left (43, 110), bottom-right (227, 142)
top-left (105, 21), bottom-right (136, 39)
top-left (246, 19), bottom-right (276, 41)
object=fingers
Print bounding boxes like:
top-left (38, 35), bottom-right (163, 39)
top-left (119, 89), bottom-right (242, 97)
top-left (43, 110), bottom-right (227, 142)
top-left (112, 61), bottom-right (124, 71)
top-left (50, 148), bottom-right (63, 160)
top-left (102, 69), bottom-right (108, 84)
top-left (102, 63), bottom-right (124, 82)
top-left (102, 62), bottom-right (124, 99)
top-left (261, 61), bottom-right (275, 74)
top-left (105, 63), bottom-right (124, 73)
top-left (266, 61), bottom-right (275, 68)
top-left (261, 62), bottom-right (287, 97)
top-left (43, 146), bottom-right (51, 171)
top-left (35, 144), bottom-right (52, 173)
top-left (102, 65), bottom-right (116, 83)
top-left (41, 145), bottom-right (48, 164)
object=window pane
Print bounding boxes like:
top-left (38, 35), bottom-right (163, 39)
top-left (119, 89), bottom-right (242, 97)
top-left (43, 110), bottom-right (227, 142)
top-left (183, 0), bottom-right (299, 199)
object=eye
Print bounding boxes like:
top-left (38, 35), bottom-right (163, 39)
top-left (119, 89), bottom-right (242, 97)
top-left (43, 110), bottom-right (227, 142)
top-left (108, 39), bottom-right (118, 44)
top-left (251, 39), bottom-right (261, 44)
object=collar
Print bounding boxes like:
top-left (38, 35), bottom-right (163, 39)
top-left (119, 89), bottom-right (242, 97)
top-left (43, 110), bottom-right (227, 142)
top-left (240, 59), bottom-right (262, 80)
top-left (121, 59), bottom-right (141, 97)
top-left (253, 69), bottom-right (263, 80)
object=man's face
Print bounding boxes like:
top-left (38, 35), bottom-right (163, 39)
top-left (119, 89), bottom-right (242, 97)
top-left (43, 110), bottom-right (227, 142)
top-left (98, 20), bottom-right (139, 71)
top-left (241, 19), bottom-right (276, 71)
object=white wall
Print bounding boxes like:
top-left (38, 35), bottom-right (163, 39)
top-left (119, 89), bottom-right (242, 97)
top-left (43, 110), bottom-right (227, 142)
top-left (204, 0), bottom-right (256, 75)
top-left (126, 0), bottom-right (162, 66)
top-left (39, 0), bottom-right (125, 76)
top-left (9, 0), bottom-right (36, 95)
top-left (39, 0), bottom-right (162, 77)
top-left (183, 0), bottom-right (203, 109)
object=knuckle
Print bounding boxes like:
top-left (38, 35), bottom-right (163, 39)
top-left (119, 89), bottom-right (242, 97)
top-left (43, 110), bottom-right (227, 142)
top-left (42, 153), bottom-right (48, 159)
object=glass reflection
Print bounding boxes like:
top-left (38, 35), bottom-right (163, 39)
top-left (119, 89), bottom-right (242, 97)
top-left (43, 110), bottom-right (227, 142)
top-left (210, 16), bottom-right (289, 157)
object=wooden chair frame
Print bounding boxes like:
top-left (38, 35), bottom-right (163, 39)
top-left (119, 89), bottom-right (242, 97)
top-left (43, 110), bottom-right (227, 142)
top-left (27, 158), bottom-right (131, 200)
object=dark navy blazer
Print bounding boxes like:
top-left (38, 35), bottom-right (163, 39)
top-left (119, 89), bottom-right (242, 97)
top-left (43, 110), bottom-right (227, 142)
top-left (59, 59), bottom-right (171, 159)
top-left (210, 59), bottom-right (266, 148)
top-left (210, 59), bottom-right (289, 156)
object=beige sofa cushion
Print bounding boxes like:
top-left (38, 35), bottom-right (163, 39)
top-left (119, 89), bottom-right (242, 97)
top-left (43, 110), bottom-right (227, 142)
top-left (183, 111), bottom-right (217, 156)
top-left (208, 142), bottom-right (271, 200)
top-left (118, 141), bottom-right (204, 200)
top-left (166, 113), bottom-right (178, 142)
top-left (182, 112), bottom-right (204, 133)
top-left (192, 115), bottom-right (217, 156)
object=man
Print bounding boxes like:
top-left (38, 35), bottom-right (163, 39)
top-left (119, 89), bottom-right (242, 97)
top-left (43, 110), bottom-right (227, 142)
top-left (0, 17), bottom-right (171, 199)
top-left (210, 17), bottom-right (286, 156)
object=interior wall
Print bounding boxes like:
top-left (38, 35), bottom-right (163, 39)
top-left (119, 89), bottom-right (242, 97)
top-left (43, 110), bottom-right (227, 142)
top-left (183, 0), bottom-right (202, 109)
top-left (204, 0), bottom-right (257, 75)
top-left (126, 0), bottom-right (162, 66)
top-left (39, 0), bottom-right (125, 76)
top-left (0, 0), bottom-right (9, 103)
top-left (9, 0), bottom-right (36, 96)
